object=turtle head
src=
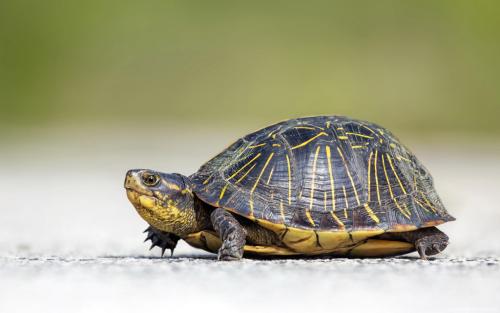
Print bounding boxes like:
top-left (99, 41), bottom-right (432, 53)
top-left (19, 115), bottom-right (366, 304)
top-left (124, 169), bottom-right (198, 237)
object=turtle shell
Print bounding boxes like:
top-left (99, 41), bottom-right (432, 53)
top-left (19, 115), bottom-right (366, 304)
top-left (190, 116), bottom-right (454, 239)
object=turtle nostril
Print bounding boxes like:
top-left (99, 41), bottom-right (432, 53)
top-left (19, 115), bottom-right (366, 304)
top-left (124, 172), bottom-right (137, 188)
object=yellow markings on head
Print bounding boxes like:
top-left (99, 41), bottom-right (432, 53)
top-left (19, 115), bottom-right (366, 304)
top-left (165, 183), bottom-right (181, 191)
top-left (326, 121), bottom-right (331, 128)
top-left (386, 154), bottom-right (407, 194)
top-left (337, 147), bottom-right (360, 206)
top-left (285, 153), bottom-right (292, 205)
top-left (363, 203), bottom-right (380, 223)
top-left (248, 143), bottom-right (267, 149)
top-left (291, 132), bottom-right (327, 149)
top-left (272, 143), bottom-right (281, 147)
top-left (249, 152), bottom-right (275, 218)
top-left (227, 153), bottom-right (262, 180)
top-left (306, 146), bottom-right (321, 227)
top-left (367, 151), bottom-right (373, 202)
top-left (390, 143), bottom-right (397, 149)
top-left (342, 186), bottom-right (348, 218)
top-left (266, 166), bottom-right (275, 185)
top-left (345, 132), bottom-right (374, 140)
top-left (279, 198), bottom-right (286, 222)
top-left (374, 150), bottom-right (381, 205)
top-left (377, 129), bottom-right (384, 135)
top-left (338, 136), bottom-right (348, 140)
top-left (129, 192), bottom-right (194, 235)
top-left (325, 145), bottom-right (344, 228)
top-left (382, 154), bottom-right (411, 219)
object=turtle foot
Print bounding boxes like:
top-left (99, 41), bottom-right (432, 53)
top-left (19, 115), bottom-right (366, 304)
top-left (144, 226), bottom-right (180, 257)
top-left (217, 233), bottom-right (244, 261)
top-left (415, 231), bottom-right (449, 260)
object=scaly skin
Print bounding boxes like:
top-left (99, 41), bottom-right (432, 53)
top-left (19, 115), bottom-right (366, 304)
top-left (380, 227), bottom-right (449, 260)
top-left (210, 208), bottom-right (246, 261)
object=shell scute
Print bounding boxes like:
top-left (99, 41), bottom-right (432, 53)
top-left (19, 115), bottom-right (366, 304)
top-left (191, 116), bottom-right (455, 233)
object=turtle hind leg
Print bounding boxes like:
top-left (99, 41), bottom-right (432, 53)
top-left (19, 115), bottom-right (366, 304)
top-left (144, 226), bottom-right (180, 257)
top-left (413, 227), bottom-right (449, 260)
top-left (210, 208), bottom-right (246, 261)
top-left (381, 227), bottom-right (449, 260)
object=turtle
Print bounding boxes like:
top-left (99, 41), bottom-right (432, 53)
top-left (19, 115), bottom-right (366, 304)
top-left (124, 116), bottom-right (455, 260)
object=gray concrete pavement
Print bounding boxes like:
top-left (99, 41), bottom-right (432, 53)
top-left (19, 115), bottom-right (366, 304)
top-left (1, 255), bottom-right (499, 313)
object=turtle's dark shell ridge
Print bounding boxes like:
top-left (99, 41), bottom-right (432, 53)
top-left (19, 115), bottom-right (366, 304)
top-left (190, 116), bottom-right (455, 232)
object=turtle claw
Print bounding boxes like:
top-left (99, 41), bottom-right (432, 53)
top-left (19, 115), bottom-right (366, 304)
top-left (217, 240), bottom-right (244, 261)
top-left (159, 248), bottom-right (174, 258)
top-left (415, 232), bottom-right (449, 260)
top-left (143, 226), bottom-right (180, 258)
top-left (144, 232), bottom-right (154, 242)
top-left (417, 244), bottom-right (428, 260)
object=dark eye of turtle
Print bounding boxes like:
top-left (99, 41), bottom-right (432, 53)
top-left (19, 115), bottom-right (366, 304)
top-left (142, 174), bottom-right (160, 187)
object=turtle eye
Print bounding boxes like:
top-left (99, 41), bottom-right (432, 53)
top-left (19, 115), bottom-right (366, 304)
top-left (142, 173), bottom-right (160, 187)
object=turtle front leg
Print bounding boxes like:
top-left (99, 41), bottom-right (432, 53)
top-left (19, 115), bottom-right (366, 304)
top-left (210, 208), bottom-right (246, 261)
top-left (143, 226), bottom-right (180, 257)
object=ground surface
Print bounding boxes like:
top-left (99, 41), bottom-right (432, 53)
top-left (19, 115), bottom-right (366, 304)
top-left (1, 255), bottom-right (499, 313)
top-left (1, 129), bottom-right (499, 312)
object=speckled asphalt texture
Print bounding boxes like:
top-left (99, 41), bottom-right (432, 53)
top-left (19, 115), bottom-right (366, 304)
top-left (1, 255), bottom-right (499, 313)
top-left (1, 132), bottom-right (499, 312)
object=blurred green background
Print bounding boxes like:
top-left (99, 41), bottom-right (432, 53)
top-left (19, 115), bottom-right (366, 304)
top-left (1, 0), bottom-right (499, 135)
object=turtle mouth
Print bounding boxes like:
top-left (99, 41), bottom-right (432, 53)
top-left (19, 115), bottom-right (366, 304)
top-left (126, 188), bottom-right (142, 207)
top-left (126, 189), bottom-right (162, 209)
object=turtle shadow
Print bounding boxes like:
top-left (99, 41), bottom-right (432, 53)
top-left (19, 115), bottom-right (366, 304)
top-left (98, 254), bottom-right (424, 261)
top-left (242, 254), bottom-right (423, 261)
top-left (99, 254), bottom-right (217, 261)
